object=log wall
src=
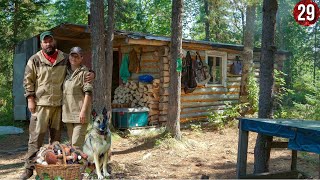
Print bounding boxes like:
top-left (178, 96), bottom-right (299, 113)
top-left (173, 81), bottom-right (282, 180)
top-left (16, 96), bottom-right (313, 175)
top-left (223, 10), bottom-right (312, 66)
top-left (118, 44), bottom-right (286, 125)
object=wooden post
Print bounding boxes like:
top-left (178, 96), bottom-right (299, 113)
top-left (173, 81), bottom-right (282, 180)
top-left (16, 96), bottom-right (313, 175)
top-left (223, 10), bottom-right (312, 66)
top-left (236, 120), bottom-right (249, 178)
top-left (291, 150), bottom-right (297, 171)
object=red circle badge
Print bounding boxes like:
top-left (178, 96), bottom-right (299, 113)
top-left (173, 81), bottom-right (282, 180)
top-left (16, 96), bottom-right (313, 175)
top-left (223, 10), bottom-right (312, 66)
top-left (293, 0), bottom-right (319, 26)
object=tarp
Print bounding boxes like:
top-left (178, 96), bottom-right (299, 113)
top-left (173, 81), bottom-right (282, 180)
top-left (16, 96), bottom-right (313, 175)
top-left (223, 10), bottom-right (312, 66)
top-left (0, 126), bottom-right (24, 135)
top-left (240, 118), bottom-right (320, 154)
top-left (120, 53), bottom-right (131, 83)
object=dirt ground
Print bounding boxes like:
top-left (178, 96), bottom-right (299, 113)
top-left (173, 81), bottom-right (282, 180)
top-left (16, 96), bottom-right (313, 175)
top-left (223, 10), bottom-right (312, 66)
top-left (0, 123), bottom-right (319, 179)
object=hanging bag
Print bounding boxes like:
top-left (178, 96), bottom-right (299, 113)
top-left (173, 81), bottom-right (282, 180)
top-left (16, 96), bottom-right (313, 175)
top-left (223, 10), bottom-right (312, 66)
top-left (182, 51), bottom-right (197, 94)
top-left (230, 56), bottom-right (242, 75)
top-left (128, 49), bottom-right (139, 73)
top-left (194, 52), bottom-right (211, 85)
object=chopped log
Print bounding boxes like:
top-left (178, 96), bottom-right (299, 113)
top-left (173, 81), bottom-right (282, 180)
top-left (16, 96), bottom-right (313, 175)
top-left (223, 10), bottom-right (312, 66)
top-left (149, 109), bottom-right (159, 116)
top-left (153, 79), bottom-right (160, 84)
top-left (147, 84), bottom-right (153, 90)
top-left (138, 87), bottom-right (144, 93)
top-left (148, 103), bottom-right (159, 109)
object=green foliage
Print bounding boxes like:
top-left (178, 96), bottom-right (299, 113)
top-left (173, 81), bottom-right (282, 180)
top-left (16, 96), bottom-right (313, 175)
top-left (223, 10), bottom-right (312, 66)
top-left (190, 124), bottom-right (202, 133)
top-left (52, 0), bottom-right (88, 25)
top-left (0, 1), bottom-right (50, 124)
top-left (208, 102), bottom-right (248, 128)
top-left (275, 72), bottom-right (320, 120)
top-left (154, 133), bottom-right (173, 147)
top-left (0, 51), bottom-right (13, 124)
top-left (114, 0), bottom-right (171, 36)
top-left (189, 0), bottom-right (244, 43)
top-left (247, 72), bottom-right (259, 112)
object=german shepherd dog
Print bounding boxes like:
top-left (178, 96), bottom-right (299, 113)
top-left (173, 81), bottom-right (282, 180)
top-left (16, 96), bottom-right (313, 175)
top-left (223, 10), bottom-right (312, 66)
top-left (83, 107), bottom-right (111, 179)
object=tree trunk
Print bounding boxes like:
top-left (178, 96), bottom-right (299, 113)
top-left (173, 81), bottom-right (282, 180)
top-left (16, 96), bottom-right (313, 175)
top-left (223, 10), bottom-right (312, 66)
top-left (204, 0), bottom-right (210, 41)
top-left (254, 0), bottom-right (278, 174)
top-left (166, 0), bottom-right (183, 140)
top-left (105, 0), bottom-right (115, 113)
top-left (240, 3), bottom-right (256, 98)
top-left (90, 0), bottom-right (106, 112)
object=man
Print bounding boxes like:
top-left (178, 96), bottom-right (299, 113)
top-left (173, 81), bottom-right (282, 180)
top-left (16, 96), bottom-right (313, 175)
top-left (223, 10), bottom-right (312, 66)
top-left (21, 31), bottom-right (94, 179)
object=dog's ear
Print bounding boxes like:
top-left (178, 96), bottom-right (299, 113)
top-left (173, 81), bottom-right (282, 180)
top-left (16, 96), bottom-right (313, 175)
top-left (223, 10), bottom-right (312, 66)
top-left (92, 109), bottom-right (97, 119)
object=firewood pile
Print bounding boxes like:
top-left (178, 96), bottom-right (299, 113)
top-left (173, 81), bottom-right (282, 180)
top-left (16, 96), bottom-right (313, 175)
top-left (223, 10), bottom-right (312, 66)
top-left (112, 79), bottom-right (160, 125)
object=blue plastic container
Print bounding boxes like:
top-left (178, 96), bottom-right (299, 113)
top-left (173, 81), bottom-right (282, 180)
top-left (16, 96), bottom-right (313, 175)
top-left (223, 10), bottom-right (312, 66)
top-left (112, 107), bottom-right (149, 129)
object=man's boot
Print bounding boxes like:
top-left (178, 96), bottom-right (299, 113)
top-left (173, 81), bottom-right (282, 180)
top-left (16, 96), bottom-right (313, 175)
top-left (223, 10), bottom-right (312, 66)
top-left (20, 168), bottom-right (33, 180)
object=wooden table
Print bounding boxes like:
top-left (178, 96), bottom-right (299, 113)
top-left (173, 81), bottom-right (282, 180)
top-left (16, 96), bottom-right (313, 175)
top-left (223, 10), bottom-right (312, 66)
top-left (236, 118), bottom-right (320, 179)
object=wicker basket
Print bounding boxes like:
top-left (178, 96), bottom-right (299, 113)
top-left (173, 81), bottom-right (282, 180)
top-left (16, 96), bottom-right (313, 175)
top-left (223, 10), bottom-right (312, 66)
top-left (35, 144), bottom-right (86, 180)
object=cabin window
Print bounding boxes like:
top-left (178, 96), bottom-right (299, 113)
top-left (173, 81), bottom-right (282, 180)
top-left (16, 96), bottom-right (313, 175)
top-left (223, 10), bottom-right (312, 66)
top-left (205, 51), bottom-right (227, 87)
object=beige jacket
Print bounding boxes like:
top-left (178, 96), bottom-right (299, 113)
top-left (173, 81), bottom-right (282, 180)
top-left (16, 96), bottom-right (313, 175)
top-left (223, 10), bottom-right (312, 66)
top-left (62, 65), bottom-right (93, 124)
top-left (23, 50), bottom-right (68, 106)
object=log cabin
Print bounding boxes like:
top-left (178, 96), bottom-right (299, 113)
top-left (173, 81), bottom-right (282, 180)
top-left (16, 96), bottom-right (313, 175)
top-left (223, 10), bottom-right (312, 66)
top-left (13, 23), bottom-right (290, 125)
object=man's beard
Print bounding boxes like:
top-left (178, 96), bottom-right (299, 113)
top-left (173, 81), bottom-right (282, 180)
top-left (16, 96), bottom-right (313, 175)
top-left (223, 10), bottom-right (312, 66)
top-left (43, 45), bottom-right (56, 55)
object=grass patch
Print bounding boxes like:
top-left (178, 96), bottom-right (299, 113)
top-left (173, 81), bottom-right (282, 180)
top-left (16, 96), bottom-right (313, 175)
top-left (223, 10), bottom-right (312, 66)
top-left (299, 151), bottom-right (318, 165)
top-left (0, 119), bottom-right (27, 128)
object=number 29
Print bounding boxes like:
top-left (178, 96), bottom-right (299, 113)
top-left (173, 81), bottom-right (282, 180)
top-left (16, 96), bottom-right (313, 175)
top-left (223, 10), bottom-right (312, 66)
top-left (298, 4), bottom-right (315, 21)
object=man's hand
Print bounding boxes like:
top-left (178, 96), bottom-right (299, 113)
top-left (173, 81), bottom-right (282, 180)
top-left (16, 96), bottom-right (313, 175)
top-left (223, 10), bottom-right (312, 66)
top-left (27, 96), bottom-right (36, 113)
top-left (85, 71), bottom-right (95, 83)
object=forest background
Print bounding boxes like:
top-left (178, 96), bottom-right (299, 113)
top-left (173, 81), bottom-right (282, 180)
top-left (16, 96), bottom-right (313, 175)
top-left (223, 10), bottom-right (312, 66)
top-left (0, 0), bottom-right (319, 125)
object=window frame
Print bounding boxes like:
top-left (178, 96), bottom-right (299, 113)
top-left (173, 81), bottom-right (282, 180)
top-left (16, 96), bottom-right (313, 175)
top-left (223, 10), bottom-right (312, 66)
top-left (205, 50), bottom-right (227, 87)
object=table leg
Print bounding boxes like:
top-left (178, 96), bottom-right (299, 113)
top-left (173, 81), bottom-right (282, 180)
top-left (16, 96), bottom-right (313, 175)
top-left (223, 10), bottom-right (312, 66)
top-left (291, 150), bottom-right (297, 171)
top-left (236, 121), bottom-right (249, 178)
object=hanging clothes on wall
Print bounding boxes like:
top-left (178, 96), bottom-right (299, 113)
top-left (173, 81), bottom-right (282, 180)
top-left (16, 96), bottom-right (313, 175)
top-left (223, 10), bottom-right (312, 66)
top-left (128, 49), bottom-right (140, 73)
top-left (181, 51), bottom-right (197, 93)
top-left (120, 53), bottom-right (131, 83)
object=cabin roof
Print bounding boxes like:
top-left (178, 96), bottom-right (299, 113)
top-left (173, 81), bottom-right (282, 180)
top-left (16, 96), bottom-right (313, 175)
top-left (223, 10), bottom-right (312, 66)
top-left (34, 23), bottom-right (290, 55)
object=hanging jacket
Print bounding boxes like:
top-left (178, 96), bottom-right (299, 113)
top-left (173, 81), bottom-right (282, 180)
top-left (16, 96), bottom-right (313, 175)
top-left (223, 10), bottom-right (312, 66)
top-left (120, 53), bottom-right (131, 83)
top-left (128, 49), bottom-right (140, 73)
top-left (181, 51), bottom-right (197, 93)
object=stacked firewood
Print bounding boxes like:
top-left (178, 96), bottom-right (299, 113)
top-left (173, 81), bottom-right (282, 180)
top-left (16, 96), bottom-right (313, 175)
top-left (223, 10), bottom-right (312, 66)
top-left (112, 80), bottom-right (160, 124)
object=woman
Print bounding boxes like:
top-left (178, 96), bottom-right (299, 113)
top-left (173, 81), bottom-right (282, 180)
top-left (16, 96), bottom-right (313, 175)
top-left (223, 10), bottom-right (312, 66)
top-left (62, 46), bottom-right (93, 148)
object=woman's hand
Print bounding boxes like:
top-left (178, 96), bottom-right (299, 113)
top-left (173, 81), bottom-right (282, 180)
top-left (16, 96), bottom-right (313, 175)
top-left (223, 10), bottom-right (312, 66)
top-left (79, 110), bottom-right (86, 124)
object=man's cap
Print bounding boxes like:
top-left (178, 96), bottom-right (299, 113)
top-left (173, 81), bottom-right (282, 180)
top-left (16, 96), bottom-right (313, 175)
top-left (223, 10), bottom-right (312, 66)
top-left (69, 46), bottom-right (83, 56)
top-left (40, 31), bottom-right (53, 41)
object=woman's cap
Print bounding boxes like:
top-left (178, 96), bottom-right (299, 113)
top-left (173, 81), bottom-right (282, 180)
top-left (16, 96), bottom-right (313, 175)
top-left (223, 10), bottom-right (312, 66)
top-left (69, 47), bottom-right (83, 56)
